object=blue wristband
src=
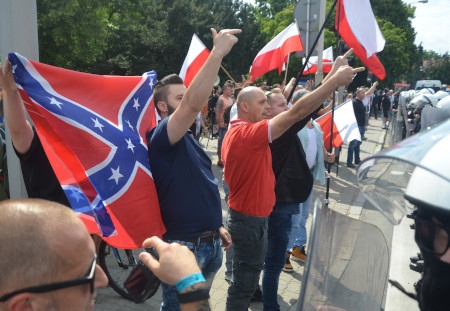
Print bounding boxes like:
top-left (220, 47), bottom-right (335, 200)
top-left (175, 273), bottom-right (205, 292)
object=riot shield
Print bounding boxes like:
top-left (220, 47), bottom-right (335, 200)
top-left (297, 200), bottom-right (389, 311)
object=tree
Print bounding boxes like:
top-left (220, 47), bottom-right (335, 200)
top-left (37, 0), bottom-right (109, 71)
top-left (421, 51), bottom-right (450, 84)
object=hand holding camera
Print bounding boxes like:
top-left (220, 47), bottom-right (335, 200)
top-left (139, 236), bottom-right (203, 286)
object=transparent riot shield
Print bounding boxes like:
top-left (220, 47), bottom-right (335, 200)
top-left (297, 200), bottom-right (389, 311)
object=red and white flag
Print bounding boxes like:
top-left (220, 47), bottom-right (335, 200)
top-left (303, 46), bottom-right (334, 75)
top-left (336, 0), bottom-right (386, 80)
top-left (9, 52), bottom-right (165, 248)
top-left (179, 34), bottom-right (210, 87)
top-left (249, 22), bottom-right (304, 83)
top-left (316, 99), bottom-right (361, 150)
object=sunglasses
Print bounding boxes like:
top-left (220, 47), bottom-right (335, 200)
top-left (0, 257), bottom-right (97, 302)
top-left (414, 216), bottom-right (450, 256)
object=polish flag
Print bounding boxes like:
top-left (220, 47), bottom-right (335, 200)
top-left (249, 22), bottom-right (304, 83)
top-left (336, 0), bottom-right (386, 80)
top-left (303, 46), bottom-right (334, 75)
top-left (316, 99), bottom-right (361, 150)
top-left (179, 34), bottom-right (210, 87)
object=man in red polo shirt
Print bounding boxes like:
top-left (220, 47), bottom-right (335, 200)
top-left (222, 52), bottom-right (363, 311)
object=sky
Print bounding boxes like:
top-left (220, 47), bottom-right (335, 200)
top-left (409, 0), bottom-right (450, 55)
top-left (243, 0), bottom-right (450, 55)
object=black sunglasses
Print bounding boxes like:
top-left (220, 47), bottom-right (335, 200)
top-left (414, 216), bottom-right (450, 256)
top-left (0, 257), bottom-right (97, 302)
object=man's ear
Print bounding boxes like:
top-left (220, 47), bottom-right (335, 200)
top-left (239, 102), bottom-right (249, 113)
top-left (7, 293), bottom-right (35, 311)
top-left (156, 101), bottom-right (168, 113)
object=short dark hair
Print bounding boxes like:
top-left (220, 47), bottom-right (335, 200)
top-left (154, 74), bottom-right (184, 115)
top-left (223, 80), bottom-right (235, 89)
top-left (234, 87), bottom-right (242, 99)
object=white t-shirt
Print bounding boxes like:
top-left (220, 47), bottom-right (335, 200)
top-left (228, 103), bottom-right (238, 129)
top-left (305, 127), bottom-right (318, 169)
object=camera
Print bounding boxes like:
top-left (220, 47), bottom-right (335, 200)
top-left (123, 248), bottom-right (161, 303)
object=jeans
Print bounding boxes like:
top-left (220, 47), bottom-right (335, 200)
top-left (222, 178), bottom-right (233, 280)
top-left (160, 237), bottom-right (222, 311)
top-left (262, 203), bottom-right (298, 311)
top-left (288, 190), bottom-right (313, 250)
top-left (218, 126), bottom-right (228, 153)
top-left (347, 125), bottom-right (365, 165)
top-left (226, 208), bottom-right (269, 311)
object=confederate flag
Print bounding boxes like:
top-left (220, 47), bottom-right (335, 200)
top-left (8, 52), bottom-right (165, 248)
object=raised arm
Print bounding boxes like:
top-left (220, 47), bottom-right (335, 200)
top-left (365, 81), bottom-right (378, 97)
top-left (270, 64), bottom-right (364, 141)
top-left (167, 28), bottom-right (241, 145)
top-left (322, 48), bottom-right (353, 85)
top-left (0, 58), bottom-right (34, 154)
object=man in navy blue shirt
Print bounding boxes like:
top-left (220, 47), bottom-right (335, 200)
top-left (146, 28), bottom-right (239, 311)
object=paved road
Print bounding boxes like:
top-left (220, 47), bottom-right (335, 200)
top-left (95, 117), bottom-right (420, 310)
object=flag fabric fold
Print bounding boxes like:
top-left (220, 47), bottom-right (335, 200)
top-left (316, 99), bottom-right (361, 150)
top-left (303, 46), bottom-right (334, 75)
top-left (249, 22), bottom-right (304, 83)
top-left (179, 34), bottom-right (210, 87)
top-left (9, 52), bottom-right (165, 248)
top-left (336, 0), bottom-right (386, 80)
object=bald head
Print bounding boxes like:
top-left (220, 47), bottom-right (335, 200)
top-left (236, 86), bottom-right (270, 122)
top-left (0, 199), bottom-right (91, 294)
top-left (267, 89), bottom-right (288, 118)
top-left (236, 86), bottom-right (260, 106)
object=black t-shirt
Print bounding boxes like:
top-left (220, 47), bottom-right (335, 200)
top-left (381, 95), bottom-right (391, 110)
top-left (14, 130), bottom-right (70, 206)
top-left (270, 117), bottom-right (313, 203)
top-left (353, 99), bottom-right (366, 127)
top-left (208, 94), bottom-right (219, 113)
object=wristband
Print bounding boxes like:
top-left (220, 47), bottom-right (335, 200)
top-left (175, 273), bottom-right (205, 292)
top-left (177, 288), bottom-right (210, 304)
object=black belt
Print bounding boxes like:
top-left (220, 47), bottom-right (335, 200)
top-left (179, 230), bottom-right (219, 244)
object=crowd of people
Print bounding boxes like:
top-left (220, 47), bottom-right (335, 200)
top-left (1, 25), bottom-right (449, 311)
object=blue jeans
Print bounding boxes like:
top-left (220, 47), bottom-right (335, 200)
top-left (160, 238), bottom-right (222, 311)
top-left (222, 178), bottom-right (234, 279)
top-left (288, 190), bottom-right (313, 250)
top-left (226, 208), bottom-right (269, 311)
top-left (262, 203), bottom-right (298, 311)
top-left (218, 126), bottom-right (228, 154)
top-left (347, 125), bottom-right (365, 165)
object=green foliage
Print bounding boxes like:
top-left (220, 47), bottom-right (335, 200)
top-left (376, 21), bottom-right (411, 86)
top-left (421, 52), bottom-right (450, 84)
top-left (255, 0), bottom-right (297, 19)
top-left (37, 0), bottom-right (109, 70)
top-left (36, 0), bottom-right (263, 80)
top-left (34, 0), bottom-right (443, 88)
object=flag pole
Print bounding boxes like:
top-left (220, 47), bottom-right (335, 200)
top-left (286, 0), bottom-right (338, 104)
top-left (220, 64), bottom-right (237, 84)
top-left (324, 0), bottom-right (342, 207)
top-left (284, 54), bottom-right (290, 82)
top-left (285, 0), bottom-right (339, 207)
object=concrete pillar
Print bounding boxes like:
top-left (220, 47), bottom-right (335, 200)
top-left (0, 0), bottom-right (39, 198)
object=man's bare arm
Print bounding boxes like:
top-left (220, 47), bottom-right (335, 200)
top-left (215, 98), bottom-right (225, 127)
top-left (365, 81), bottom-right (378, 97)
top-left (167, 28), bottom-right (241, 145)
top-left (270, 65), bottom-right (364, 141)
top-left (0, 58), bottom-right (34, 154)
top-left (322, 48), bottom-right (353, 85)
